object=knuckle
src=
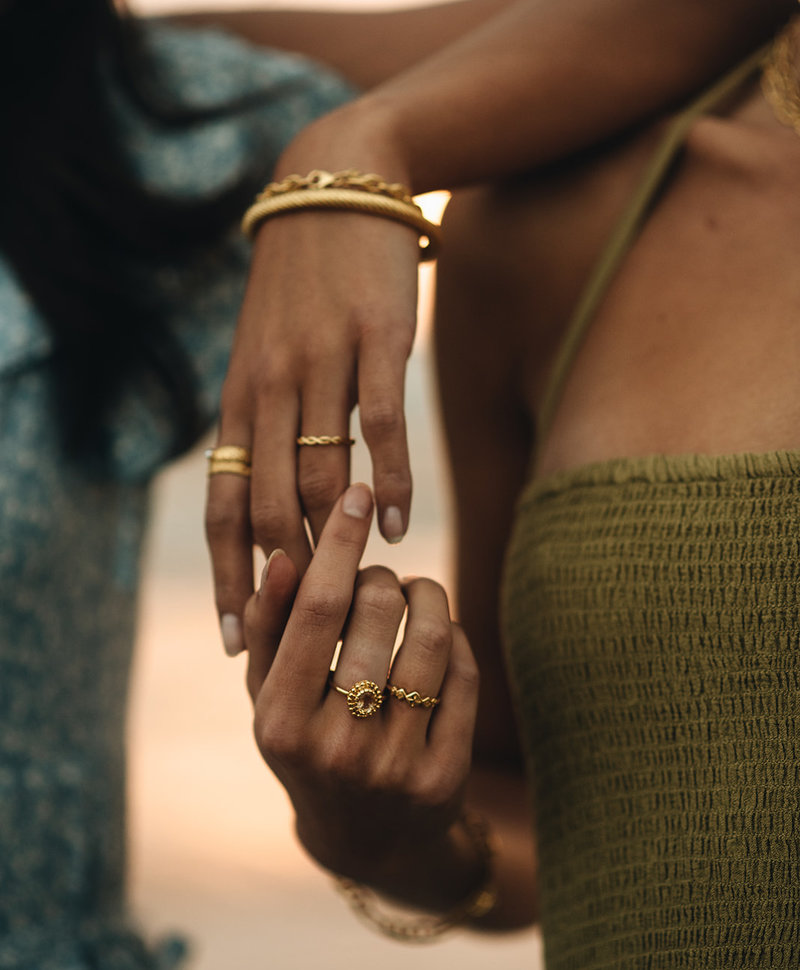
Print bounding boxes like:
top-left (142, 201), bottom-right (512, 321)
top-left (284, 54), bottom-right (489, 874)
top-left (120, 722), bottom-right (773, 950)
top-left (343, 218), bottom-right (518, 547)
top-left (297, 583), bottom-right (349, 628)
top-left (412, 764), bottom-right (462, 808)
top-left (205, 498), bottom-right (249, 545)
top-left (412, 616), bottom-right (452, 659)
top-left (298, 466), bottom-right (345, 513)
top-left (250, 500), bottom-right (286, 543)
top-left (452, 653), bottom-right (480, 693)
top-left (359, 399), bottom-right (405, 443)
top-left (257, 348), bottom-right (295, 391)
top-left (318, 737), bottom-right (369, 786)
top-left (353, 578), bottom-right (405, 624)
top-left (255, 713), bottom-right (305, 768)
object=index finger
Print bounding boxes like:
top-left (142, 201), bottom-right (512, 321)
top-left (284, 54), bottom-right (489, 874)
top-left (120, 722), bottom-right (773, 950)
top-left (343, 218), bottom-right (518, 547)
top-left (266, 482), bottom-right (374, 703)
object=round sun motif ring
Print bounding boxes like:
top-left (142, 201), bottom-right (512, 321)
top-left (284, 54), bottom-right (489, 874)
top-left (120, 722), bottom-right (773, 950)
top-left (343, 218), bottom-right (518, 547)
top-left (296, 435), bottom-right (355, 447)
top-left (387, 684), bottom-right (440, 709)
top-left (332, 679), bottom-right (384, 718)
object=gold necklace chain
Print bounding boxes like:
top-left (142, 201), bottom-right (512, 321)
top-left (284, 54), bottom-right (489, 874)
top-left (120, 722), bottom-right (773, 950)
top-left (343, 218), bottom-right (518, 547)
top-left (761, 18), bottom-right (800, 135)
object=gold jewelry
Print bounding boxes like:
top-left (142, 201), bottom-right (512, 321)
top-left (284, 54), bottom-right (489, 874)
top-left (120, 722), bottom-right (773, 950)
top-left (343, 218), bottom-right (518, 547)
top-left (386, 684), bottom-right (440, 710)
top-left (207, 460), bottom-right (252, 478)
top-left (332, 679), bottom-right (384, 718)
top-left (333, 813), bottom-right (498, 941)
top-left (205, 445), bottom-right (252, 478)
top-left (204, 446), bottom-right (252, 464)
top-left (256, 169), bottom-right (416, 207)
top-left (296, 435), bottom-right (355, 447)
top-left (762, 19), bottom-right (800, 135)
top-left (242, 189), bottom-right (441, 260)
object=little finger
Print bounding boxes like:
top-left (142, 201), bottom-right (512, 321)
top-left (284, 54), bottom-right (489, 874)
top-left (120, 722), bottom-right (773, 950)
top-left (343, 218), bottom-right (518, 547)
top-left (244, 549), bottom-right (300, 704)
top-left (205, 437), bottom-right (254, 657)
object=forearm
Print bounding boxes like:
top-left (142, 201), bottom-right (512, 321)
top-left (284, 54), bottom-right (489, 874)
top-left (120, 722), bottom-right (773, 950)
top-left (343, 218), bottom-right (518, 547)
top-left (168, 0), bottom-right (513, 89)
top-left (274, 0), bottom-right (794, 191)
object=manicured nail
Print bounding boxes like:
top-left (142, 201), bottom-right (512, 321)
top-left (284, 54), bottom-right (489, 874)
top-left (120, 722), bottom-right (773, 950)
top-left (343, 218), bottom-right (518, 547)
top-left (342, 483), bottom-right (372, 519)
top-left (383, 506), bottom-right (405, 544)
top-left (260, 548), bottom-right (286, 591)
top-left (220, 613), bottom-right (244, 657)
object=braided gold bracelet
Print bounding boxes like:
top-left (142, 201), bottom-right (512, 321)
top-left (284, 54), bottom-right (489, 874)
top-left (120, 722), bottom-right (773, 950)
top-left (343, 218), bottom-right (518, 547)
top-left (332, 814), bottom-right (497, 942)
top-left (256, 169), bottom-right (416, 206)
top-left (241, 169), bottom-right (441, 260)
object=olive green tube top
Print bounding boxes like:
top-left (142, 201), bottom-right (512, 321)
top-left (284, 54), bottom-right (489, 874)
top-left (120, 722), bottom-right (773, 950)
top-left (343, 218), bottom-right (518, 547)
top-left (500, 50), bottom-right (800, 969)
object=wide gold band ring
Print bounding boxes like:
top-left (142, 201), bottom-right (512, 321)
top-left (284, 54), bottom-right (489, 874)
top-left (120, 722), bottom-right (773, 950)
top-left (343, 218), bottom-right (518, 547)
top-left (205, 446), bottom-right (252, 463)
top-left (207, 460), bottom-right (252, 478)
top-left (205, 446), bottom-right (253, 478)
top-left (386, 684), bottom-right (440, 709)
top-left (332, 679), bottom-right (384, 718)
top-left (297, 435), bottom-right (355, 447)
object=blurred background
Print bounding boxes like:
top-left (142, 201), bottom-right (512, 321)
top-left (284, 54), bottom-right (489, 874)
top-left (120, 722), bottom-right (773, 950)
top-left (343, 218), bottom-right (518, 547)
top-left (127, 0), bottom-right (542, 966)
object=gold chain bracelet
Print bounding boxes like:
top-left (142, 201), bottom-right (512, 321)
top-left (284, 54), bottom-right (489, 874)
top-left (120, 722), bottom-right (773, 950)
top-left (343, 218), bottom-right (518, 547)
top-left (241, 169), bottom-right (441, 260)
top-left (256, 169), bottom-right (416, 206)
top-left (332, 814), bottom-right (498, 942)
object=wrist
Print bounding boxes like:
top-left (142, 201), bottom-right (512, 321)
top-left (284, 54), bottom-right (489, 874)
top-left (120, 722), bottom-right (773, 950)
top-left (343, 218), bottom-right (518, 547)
top-left (331, 813), bottom-right (498, 940)
top-left (273, 98), bottom-right (414, 191)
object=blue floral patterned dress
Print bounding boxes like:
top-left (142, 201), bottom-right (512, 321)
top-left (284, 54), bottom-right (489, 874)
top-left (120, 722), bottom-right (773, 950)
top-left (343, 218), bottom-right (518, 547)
top-left (0, 22), bottom-right (354, 969)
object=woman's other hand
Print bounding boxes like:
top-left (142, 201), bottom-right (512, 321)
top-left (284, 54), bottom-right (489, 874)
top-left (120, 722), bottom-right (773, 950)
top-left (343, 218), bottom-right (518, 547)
top-left (243, 483), bottom-right (483, 909)
top-left (205, 146), bottom-right (420, 654)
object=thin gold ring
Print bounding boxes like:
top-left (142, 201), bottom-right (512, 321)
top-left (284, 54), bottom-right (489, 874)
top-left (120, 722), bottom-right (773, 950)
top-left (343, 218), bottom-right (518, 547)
top-left (205, 445), bottom-right (252, 464)
top-left (207, 459), bottom-right (252, 478)
top-left (386, 684), bottom-right (440, 709)
top-left (297, 435), bottom-right (355, 447)
top-left (332, 679), bottom-right (384, 718)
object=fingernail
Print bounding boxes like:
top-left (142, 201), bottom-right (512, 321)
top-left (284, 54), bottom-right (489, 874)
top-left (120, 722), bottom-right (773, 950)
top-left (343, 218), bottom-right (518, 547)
top-left (342, 483), bottom-right (372, 519)
top-left (260, 548), bottom-right (286, 591)
top-left (220, 614), bottom-right (244, 657)
top-left (383, 506), bottom-right (405, 544)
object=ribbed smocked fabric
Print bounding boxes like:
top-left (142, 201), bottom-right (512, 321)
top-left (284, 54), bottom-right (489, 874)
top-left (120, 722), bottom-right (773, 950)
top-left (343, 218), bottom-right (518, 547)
top-left (502, 452), bottom-right (800, 968)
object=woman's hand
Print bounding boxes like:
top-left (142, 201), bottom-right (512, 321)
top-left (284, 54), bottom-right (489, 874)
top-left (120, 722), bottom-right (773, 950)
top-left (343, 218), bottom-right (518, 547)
top-left (243, 482), bottom-right (483, 908)
top-left (205, 117), bottom-right (421, 654)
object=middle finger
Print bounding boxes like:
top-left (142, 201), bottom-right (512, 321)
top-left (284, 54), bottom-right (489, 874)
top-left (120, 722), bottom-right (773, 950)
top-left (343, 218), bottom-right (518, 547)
top-left (328, 566), bottom-right (406, 720)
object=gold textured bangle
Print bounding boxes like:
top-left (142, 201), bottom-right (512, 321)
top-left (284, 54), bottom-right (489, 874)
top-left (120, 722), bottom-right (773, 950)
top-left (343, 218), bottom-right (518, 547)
top-left (332, 814), bottom-right (497, 942)
top-left (242, 189), bottom-right (441, 260)
top-left (256, 169), bottom-right (416, 206)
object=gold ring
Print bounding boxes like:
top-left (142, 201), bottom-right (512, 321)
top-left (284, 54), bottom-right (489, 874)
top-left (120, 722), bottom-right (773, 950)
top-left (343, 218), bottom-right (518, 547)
top-left (205, 446), bottom-right (252, 463)
top-left (386, 684), bottom-right (440, 709)
top-left (332, 679), bottom-right (384, 718)
top-left (296, 435), bottom-right (355, 447)
top-left (207, 459), bottom-right (252, 478)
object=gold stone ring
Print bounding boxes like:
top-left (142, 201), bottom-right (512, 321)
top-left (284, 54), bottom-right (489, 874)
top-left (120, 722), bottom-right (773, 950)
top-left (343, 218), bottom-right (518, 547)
top-left (386, 684), bottom-right (440, 709)
top-left (332, 679), bottom-right (384, 718)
